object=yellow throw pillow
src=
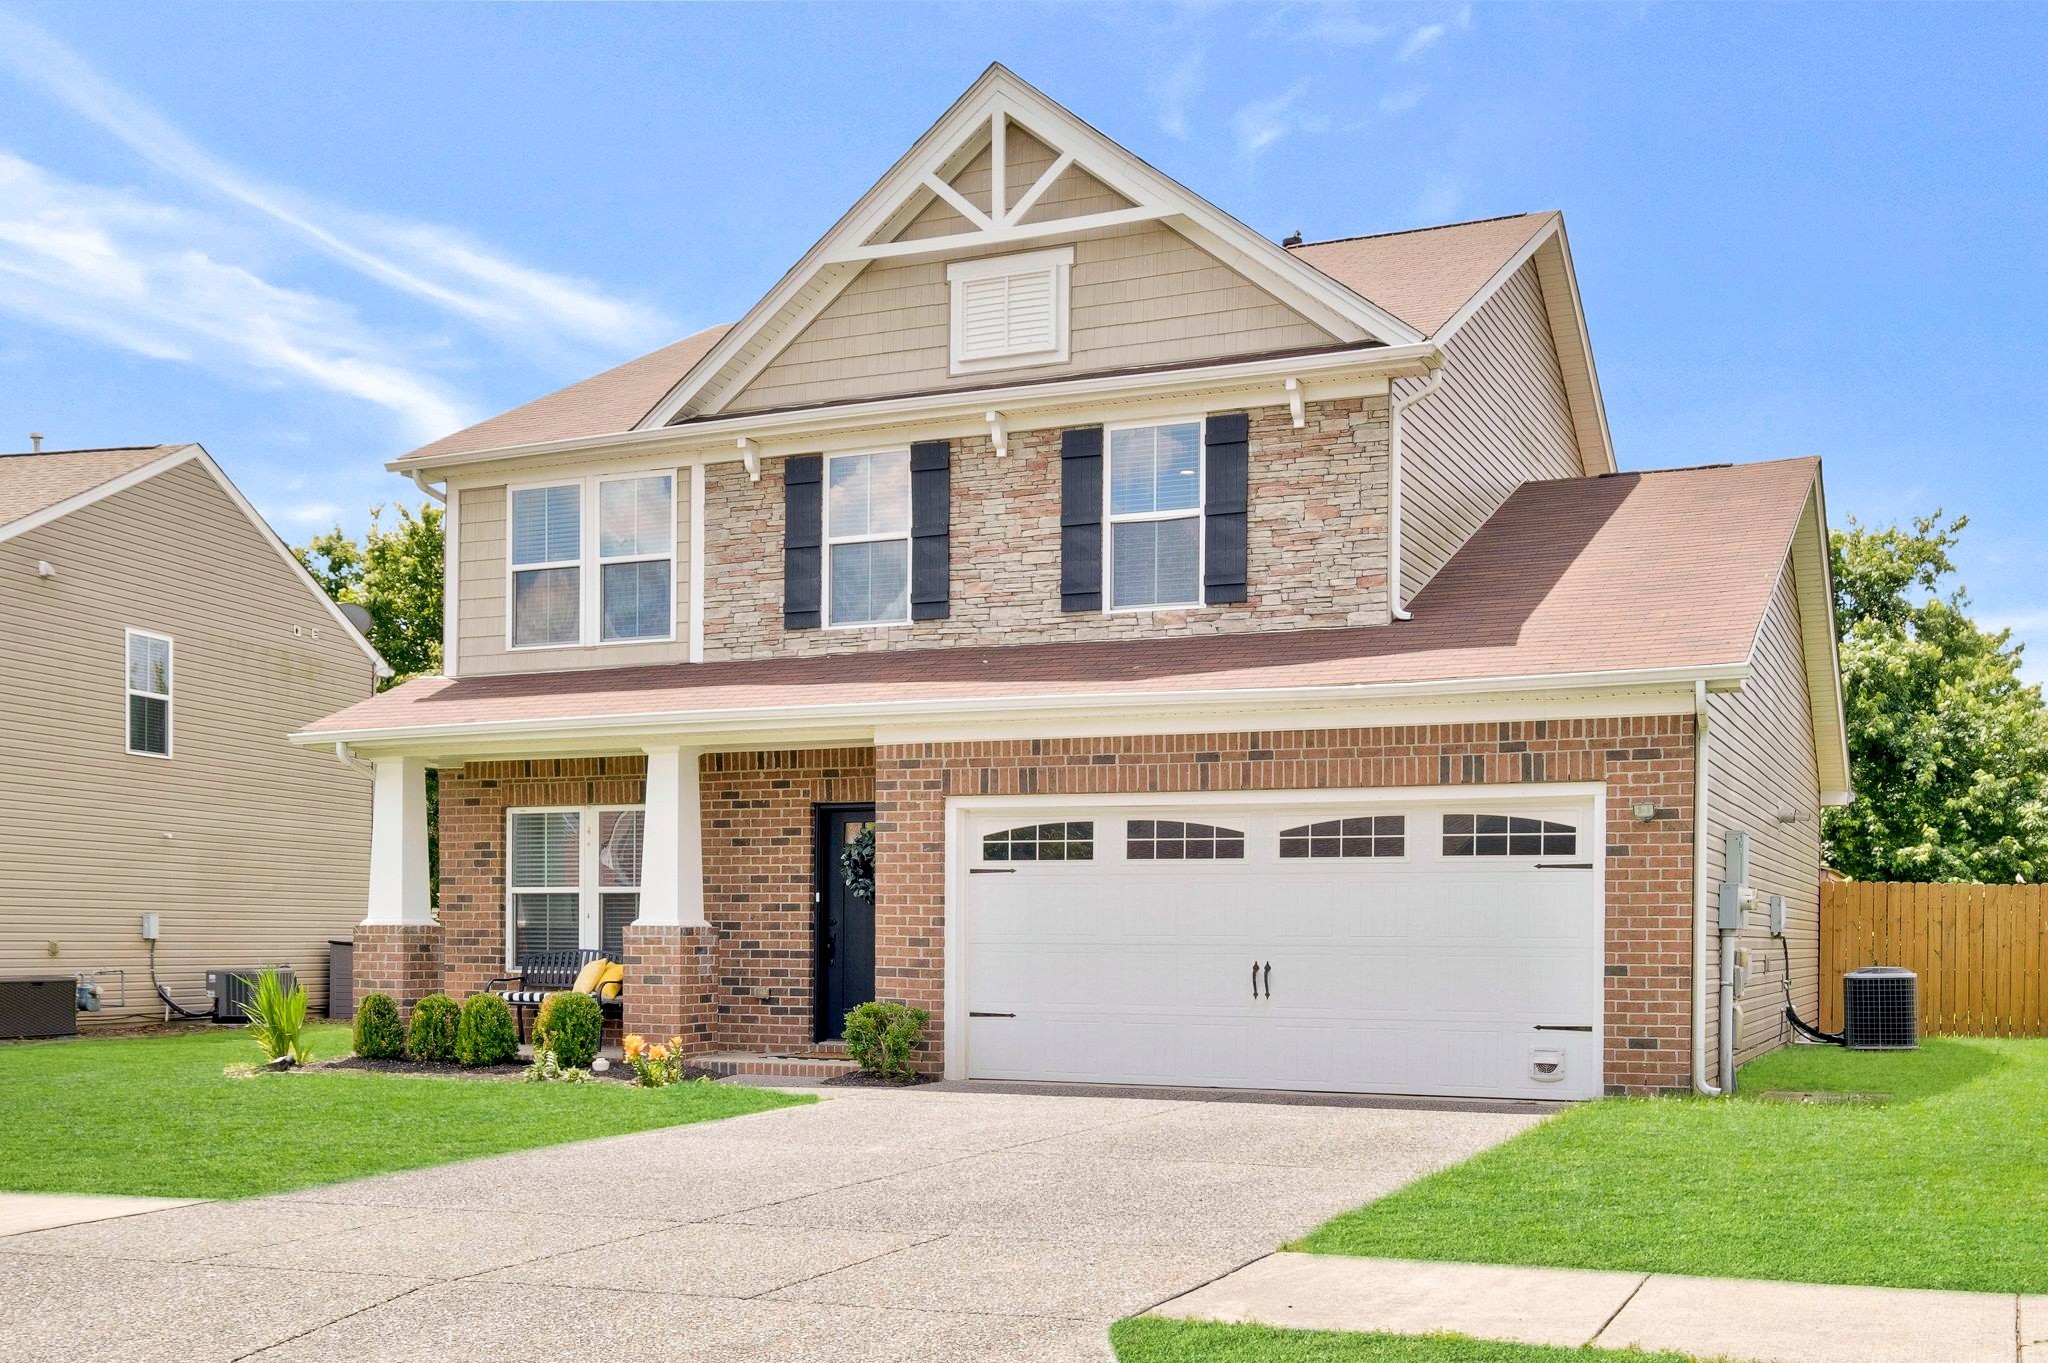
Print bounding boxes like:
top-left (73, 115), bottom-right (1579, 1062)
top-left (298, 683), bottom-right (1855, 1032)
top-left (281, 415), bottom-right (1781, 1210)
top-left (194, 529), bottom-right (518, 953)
top-left (571, 958), bottom-right (610, 994)
top-left (596, 962), bottom-right (625, 999)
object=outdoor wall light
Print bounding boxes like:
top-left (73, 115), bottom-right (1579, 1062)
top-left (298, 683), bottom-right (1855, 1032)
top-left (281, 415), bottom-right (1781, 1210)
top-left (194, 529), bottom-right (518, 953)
top-left (1632, 800), bottom-right (1660, 822)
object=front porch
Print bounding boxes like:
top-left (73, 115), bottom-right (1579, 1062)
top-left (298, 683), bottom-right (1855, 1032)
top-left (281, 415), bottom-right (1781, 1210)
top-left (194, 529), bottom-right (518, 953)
top-left (352, 747), bottom-right (878, 1065)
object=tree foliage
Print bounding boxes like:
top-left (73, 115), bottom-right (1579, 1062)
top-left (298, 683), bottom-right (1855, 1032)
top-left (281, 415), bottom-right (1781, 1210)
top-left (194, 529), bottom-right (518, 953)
top-left (1824, 513), bottom-right (2048, 882)
top-left (296, 502), bottom-right (444, 689)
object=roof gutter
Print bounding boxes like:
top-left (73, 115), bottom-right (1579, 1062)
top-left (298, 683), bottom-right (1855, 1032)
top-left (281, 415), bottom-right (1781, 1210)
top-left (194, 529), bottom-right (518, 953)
top-left (1692, 678), bottom-right (1724, 1096)
top-left (390, 342), bottom-right (1442, 475)
top-left (289, 662), bottom-right (1747, 752)
top-left (1387, 363), bottom-right (1448, 621)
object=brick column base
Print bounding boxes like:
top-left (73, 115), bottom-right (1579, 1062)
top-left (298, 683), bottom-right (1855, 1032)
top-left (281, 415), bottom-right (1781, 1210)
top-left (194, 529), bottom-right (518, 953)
top-left (621, 924), bottom-right (719, 1055)
top-left (350, 923), bottom-right (443, 1018)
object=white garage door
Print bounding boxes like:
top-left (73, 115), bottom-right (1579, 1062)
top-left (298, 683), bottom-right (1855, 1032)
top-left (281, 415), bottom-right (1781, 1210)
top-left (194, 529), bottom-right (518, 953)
top-left (960, 796), bottom-right (1603, 1100)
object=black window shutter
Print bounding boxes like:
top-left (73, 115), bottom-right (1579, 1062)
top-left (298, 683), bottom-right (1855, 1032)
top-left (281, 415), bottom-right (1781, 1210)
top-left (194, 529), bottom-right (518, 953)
top-left (1203, 412), bottom-right (1250, 605)
top-left (910, 439), bottom-right (951, 620)
top-left (783, 454), bottom-right (823, 630)
top-left (1060, 426), bottom-right (1104, 612)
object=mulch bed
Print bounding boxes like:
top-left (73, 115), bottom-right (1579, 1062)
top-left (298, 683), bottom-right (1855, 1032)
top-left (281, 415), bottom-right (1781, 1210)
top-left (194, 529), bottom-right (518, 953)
top-left (822, 1070), bottom-right (938, 1088)
top-left (303, 1055), bottom-right (722, 1085)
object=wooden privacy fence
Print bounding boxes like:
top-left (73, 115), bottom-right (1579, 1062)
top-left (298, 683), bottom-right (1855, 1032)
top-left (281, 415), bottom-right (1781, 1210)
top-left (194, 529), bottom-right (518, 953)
top-left (1821, 882), bottom-right (2048, 1036)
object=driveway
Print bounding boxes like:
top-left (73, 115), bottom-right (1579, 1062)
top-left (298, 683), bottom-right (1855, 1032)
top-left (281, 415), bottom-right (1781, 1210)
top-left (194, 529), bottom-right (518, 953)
top-left (0, 1084), bottom-right (1543, 1363)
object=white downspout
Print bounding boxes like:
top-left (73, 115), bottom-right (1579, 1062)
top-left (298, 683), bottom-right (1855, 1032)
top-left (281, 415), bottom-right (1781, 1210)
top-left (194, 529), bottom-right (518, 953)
top-left (1692, 679), bottom-right (1723, 1095)
top-left (1387, 364), bottom-right (1446, 621)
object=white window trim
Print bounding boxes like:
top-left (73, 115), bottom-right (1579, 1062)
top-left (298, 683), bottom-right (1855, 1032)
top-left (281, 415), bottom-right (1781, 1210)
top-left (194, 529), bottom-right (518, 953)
top-left (123, 627), bottom-right (173, 759)
top-left (504, 804), bottom-right (645, 968)
top-left (1103, 414), bottom-right (1207, 615)
top-left (505, 472), bottom-right (678, 651)
top-left (822, 448), bottom-right (914, 631)
top-left (946, 245), bottom-right (1073, 376)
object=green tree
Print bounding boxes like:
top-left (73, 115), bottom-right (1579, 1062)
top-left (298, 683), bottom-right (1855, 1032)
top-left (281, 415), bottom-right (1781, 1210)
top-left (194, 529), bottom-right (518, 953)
top-left (296, 501), bottom-right (444, 689)
top-left (1824, 513), bottom-right (2048, 882)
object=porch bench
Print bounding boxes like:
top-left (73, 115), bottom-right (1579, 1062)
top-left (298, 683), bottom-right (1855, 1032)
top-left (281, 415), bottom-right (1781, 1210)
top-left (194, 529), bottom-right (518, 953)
top-left (485, 949), bottom-right (624, 1042)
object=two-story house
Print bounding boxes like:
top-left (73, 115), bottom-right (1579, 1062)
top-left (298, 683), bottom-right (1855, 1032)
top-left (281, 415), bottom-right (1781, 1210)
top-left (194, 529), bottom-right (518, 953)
top-left (2, 442), bottom-right (386, 1029)
top-left (296, 67), bottom-right (1847, 1099)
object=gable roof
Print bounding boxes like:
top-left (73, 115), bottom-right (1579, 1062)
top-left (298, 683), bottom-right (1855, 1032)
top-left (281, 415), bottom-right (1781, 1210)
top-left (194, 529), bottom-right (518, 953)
top-left (0, 443), bottom-right (389, 677)
top-left (301, 458), bottom-right (1841, 797)
top-left (1287, 213), bottom-right (1556, 338)
top-left (0, 445), bottom-right (185, 528)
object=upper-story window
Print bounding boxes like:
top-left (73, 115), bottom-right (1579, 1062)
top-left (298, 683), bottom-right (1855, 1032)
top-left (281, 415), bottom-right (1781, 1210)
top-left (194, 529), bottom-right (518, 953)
top-left (1107, 419), bottom-right (1203, 610)
top-left (509, 474), bottom-right (673, 648)
top-left (825, 450), bottom-right (911, 627)
top-left (124, 628), bottom-right (172, 757)
top-left (946, 246), bottom-right (1072, 375)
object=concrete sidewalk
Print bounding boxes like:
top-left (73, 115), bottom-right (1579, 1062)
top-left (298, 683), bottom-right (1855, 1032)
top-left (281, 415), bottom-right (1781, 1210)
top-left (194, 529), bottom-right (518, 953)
top-left (1152, 1253), bottom-right (2042, 1363)
top-left (0, 1192), bottom-right (204, 1238)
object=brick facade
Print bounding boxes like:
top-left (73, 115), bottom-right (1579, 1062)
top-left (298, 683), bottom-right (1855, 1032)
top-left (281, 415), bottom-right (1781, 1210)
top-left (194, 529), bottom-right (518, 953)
top-left (699, 397), bottom-right (1391, 661)
top-left (402, 720), bottom-right (1696, 1093)
top-left (350, 923), bottom-right (443, 1016)
top-left (873, 718), bottom-right (1699, 1094)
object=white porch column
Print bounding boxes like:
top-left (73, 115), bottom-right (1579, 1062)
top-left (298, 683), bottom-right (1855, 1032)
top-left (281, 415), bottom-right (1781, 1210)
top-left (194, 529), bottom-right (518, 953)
top-left (639, 745), bottom-right (706, 928)
top-left (364, 756), bottom-right (434, 925)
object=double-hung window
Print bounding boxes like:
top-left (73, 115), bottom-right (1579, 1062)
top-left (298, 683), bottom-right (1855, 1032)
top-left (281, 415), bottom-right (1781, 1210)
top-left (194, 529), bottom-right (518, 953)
top-left (508, 806), bottom-right (645, 962)
top-left (1106, 419), bottom-right (1203, 609)
top-left (509, 474), bottom-right (674, 647)
top-left (824, 450), bottom-right (911, 626)
top-left (124, 629), bottom-right (172, 757)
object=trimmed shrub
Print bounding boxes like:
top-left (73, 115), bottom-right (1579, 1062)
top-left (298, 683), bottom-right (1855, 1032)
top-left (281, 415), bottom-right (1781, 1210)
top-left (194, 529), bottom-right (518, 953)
top-left (454, 992), bottom-right (519, 1068)
top-left (352, 993), bottom-right (404, 1060)
top-left (405, 993), bottom-right (461, 1063)
top-left (843, 1000), bottom-right (928, 1080)
top-left (532, 991), bottom-right (603, 1071)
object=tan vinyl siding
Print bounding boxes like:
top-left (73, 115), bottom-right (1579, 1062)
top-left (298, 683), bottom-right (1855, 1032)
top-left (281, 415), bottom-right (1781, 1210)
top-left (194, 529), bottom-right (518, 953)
top-left (1703, 557), bottom-right (1824, 1077)
top-left (1394, 259), bottom-right (1583, 604)
top-left (456, 479), bottom-right (692, 676)
top-left (725, 220), bottom-right (1337, 414)
top-left (0, 460), bottom-right (375, 1023)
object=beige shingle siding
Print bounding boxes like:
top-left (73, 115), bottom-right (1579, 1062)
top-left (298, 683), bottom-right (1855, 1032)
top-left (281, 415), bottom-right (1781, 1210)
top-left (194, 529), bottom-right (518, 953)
top-left (456, 480), bottom-right (693, 677)
top-left (1704, 556), bottom-right (1824, 1076)
top-left (0, 459), bottom-right (374, 1022)
top-left (1395, 260), bottom-right (1583, 605)
top-left (722, 221), bottom-right (1338, 414)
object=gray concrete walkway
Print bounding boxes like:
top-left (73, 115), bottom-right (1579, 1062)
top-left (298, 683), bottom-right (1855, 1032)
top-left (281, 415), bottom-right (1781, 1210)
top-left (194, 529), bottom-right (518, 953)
top-left (0, 1085), bottom-right (1538, 1363)
top-left (0, 1191), bottom-right (203, 1237)
top-left (1153, 1251), bottom-right (2044, 1363)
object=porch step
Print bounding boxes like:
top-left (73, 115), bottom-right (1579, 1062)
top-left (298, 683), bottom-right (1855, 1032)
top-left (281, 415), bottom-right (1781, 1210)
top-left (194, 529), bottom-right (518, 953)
top-left (694, 1051), bottom-right (859, 1081)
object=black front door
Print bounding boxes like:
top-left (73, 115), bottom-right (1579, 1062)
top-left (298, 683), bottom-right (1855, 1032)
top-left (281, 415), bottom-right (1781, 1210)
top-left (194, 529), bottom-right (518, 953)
top-left (815, 804), bottom-right (876, 1041)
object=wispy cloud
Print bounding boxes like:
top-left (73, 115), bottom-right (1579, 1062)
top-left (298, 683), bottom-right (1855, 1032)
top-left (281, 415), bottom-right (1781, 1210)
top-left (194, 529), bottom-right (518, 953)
top-left (1231, 81), bottom-right (1329, 157)
top-left (0, 154), bottom-right (476, 440)
top-left (1379, 87), bottom-right (1426, 115)
top-left (0, 11), bottom-right (670, 371)
top-left (1398, 23), bottom-right (1448, 60)
top-left (1149, 51), bottom-right (1206, 140)
top-left (1294, 5), bottom-right (1391, 46)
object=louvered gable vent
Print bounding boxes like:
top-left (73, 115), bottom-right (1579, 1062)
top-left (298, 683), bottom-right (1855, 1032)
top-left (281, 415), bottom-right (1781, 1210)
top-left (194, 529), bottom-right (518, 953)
top-left (947, 246), bottom-right (1072, 374)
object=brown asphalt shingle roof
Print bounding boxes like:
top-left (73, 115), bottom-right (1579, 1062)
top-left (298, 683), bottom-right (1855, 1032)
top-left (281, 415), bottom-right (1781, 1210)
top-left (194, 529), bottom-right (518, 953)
top-left (0, 445), bottom-right (183, 529)
top-left (303, 457), bottom-right (1819, 740)
top-left (395, 214), bottom-right (1558, 465)
top-left (1285, 213), bottom-right (1556, 338)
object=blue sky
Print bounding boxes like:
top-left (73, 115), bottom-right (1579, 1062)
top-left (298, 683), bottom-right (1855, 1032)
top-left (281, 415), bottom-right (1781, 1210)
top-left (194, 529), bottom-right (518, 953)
top-left (2, 3), bottom-right (2042, 666)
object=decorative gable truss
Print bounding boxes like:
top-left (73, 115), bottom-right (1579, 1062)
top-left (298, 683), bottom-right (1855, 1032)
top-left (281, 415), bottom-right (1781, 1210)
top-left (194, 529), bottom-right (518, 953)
top-left (638, 65), bottom-right (1427, 427)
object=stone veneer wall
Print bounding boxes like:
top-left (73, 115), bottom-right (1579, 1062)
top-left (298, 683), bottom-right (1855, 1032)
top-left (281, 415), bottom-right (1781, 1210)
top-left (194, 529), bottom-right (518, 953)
top-left (873, 718), bottom-right (1699, 1094)
top-left (698, 397), bottom-right (1392, 661)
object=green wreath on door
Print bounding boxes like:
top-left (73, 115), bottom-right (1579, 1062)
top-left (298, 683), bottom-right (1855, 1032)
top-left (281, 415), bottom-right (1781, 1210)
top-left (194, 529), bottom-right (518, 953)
top-left (839, 824), bottom-right (875, 902)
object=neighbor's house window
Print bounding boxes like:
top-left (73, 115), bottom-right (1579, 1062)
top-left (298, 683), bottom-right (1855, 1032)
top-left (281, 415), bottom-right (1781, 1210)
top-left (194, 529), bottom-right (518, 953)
top-left (825, 450), bottom-right (910, 626)
top-left (1107, 419), bottom-right (1203, 609)
top-left (509, 474), bottom-right (674, 648)
top-left (124, 629), bottom-right (172, 757)
top-left (508, 806), bottom-right (644, 962)
top-left (946, 246), bottom-right (1072, 375)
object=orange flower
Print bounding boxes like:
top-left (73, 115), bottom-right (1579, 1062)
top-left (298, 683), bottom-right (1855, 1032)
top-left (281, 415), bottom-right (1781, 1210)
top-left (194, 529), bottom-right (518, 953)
top-left (649, 1044), bottom-right (669, 1061)
top-left (623, 1034), bottom-right (645, 1059)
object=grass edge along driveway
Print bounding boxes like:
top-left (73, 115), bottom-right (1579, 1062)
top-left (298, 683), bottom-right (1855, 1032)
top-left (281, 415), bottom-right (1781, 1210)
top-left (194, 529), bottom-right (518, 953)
top-left (1295, 1036), bottom-right (2045, 1295)
top-left (0, 1023), bottom-right (810, 1200)
top-left (1111, 1319), bottom-right (1702, 1363)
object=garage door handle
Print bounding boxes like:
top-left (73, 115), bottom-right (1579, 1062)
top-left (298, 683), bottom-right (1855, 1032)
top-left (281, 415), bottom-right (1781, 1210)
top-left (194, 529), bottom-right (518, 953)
top-left (1263, 961), bottom-right (1271, 998)
top-left (969, 867), bottom-right (1017, 875)
top-left (1252, 960), bottom-right (1259, 998)
top-left (1537, 863), bottom-right (1593, 870)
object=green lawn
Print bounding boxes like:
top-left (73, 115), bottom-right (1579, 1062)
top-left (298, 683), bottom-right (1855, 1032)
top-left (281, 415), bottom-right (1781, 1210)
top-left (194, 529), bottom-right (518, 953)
top-left (0, 1023), bottom-right (809, 1200)
top-left (1111, 1320), bottom-right (1698, 1363)
top-left (1296, 1036), bottom-right (2047, 1294)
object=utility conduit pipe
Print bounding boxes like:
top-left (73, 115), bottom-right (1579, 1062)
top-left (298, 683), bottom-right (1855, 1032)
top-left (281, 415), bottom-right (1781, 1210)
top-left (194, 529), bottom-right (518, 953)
top-left (1692, 679), bottom-right (1725, 1096)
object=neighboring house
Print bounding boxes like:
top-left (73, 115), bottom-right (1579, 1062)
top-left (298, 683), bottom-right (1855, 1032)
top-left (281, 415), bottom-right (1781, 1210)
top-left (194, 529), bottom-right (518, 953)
top-left (296, 67), bottom-right (1847, 1098)
top-left (0, 443), bottom-right (386, 1025)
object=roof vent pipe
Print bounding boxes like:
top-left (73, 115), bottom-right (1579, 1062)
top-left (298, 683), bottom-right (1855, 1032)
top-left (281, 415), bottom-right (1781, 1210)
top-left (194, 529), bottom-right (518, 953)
top-left (28, 432), bottom-right (43, 453)
top-left (1386, 364), bottom-right (1446, 621)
